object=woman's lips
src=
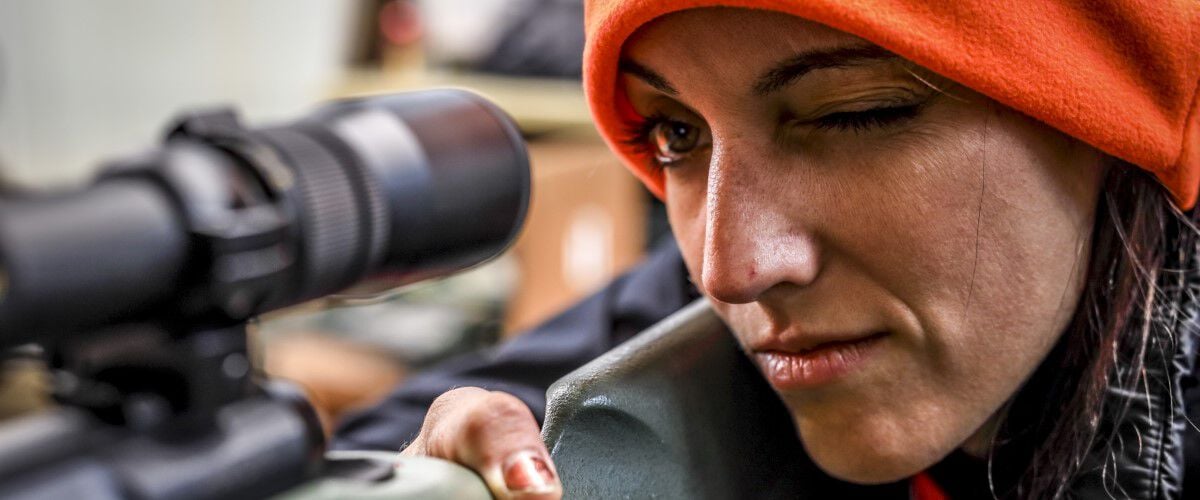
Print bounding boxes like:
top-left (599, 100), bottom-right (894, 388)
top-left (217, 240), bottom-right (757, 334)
top-left (753, 333), bottom-right (886, 390)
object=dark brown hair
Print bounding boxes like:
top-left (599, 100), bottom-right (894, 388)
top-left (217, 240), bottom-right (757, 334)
top-left (992, 161), bottom-right (1198, 498)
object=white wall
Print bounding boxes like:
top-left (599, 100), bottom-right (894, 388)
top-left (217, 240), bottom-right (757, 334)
top-left (0, 0), bottom-right (361, 187)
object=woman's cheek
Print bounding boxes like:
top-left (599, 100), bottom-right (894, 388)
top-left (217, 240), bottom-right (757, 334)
top-left (854, 118), bottom-right (1090, 482)
top-left (665, 179), bottom-right (708, 280)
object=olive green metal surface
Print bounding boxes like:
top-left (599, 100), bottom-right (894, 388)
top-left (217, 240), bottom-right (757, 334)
top-left (272, 451), bottom-right (491, 500)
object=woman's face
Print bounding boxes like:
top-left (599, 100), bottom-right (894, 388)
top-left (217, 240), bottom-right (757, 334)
top-left (621, 8), bottom-right (1106, 483)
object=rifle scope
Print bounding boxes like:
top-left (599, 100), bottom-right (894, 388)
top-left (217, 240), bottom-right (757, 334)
top-left (0, 89), bottom-right (530, 344)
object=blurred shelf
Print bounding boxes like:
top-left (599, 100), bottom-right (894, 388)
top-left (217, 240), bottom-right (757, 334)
top-left (333, 69), bottom-right (598, 136)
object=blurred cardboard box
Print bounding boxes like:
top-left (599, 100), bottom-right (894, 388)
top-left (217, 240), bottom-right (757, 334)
top-left (506, 134), bottom-right (645, 334)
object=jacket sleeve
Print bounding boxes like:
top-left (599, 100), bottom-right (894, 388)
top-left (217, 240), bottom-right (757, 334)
top-left (331, 238), bottom-right (691, 451)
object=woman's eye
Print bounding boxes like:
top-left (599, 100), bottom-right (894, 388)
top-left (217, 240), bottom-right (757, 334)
top-left (810, 103), bottom-right (923, 132)
top-left (650, 120), bottom-right (703, 165)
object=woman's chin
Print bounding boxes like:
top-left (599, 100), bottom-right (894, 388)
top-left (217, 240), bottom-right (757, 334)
top-left (807, 451), bottom-right (927, 484)
top-left (795, 420), bottom-right (949, 485)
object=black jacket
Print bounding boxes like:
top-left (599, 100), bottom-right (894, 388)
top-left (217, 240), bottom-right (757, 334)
top-left (334, 238), bottom-right (1200, 498)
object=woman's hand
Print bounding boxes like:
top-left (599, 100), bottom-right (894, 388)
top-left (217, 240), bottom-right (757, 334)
top-left (401, 387), bottom-right (562, 500)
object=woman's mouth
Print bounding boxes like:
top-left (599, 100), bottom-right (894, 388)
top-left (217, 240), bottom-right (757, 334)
top-left (753, 333), bottom-right (886, 390)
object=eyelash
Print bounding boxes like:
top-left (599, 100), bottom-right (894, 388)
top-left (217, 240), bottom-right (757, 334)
top-left (621, 111), bottom-right (672, 159)
top-left (619, 103), bottom-right (924, 166)
top-left (808, 103), bottom-right (924, 132)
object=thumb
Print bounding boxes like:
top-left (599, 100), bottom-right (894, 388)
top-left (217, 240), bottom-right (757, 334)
top-left (415, 388), bottom-right (562, 500)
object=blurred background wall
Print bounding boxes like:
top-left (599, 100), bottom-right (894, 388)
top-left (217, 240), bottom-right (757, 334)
top-left (0, 0), bottom-right (361, 187)
top-left (0, 0), bottom-right (663, 433)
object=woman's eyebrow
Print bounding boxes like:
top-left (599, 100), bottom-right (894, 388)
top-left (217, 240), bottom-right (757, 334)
top-left (753, 45), bottom-right (898, 96)
top-left (619, 59), bottom-right (678, 95)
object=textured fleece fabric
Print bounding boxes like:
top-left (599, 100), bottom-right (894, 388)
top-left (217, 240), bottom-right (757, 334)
top-left (583, 0), bottom-right (1200, 208)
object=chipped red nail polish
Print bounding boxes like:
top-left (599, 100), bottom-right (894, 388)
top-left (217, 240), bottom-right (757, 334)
top-left (503, 451), bottom-right (556, 493)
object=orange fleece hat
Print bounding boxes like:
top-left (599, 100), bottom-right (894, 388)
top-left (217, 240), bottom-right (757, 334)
top-left (583, 0), bottom-right (1200, 208)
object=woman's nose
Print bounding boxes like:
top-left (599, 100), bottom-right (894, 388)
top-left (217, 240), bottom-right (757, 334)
top-left (699, 152), bottom-right (821, 305)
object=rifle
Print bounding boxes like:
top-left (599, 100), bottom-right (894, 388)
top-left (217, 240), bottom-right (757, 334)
top-left (0, 89), bottom-right (527, 500)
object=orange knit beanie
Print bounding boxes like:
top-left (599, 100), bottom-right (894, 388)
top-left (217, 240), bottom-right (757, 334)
top-left (583, 0), bottom-right (1200, 208)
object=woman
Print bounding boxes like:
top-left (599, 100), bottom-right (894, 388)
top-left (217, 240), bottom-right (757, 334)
top-left (358, 1), bottom-right (1200, 498)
